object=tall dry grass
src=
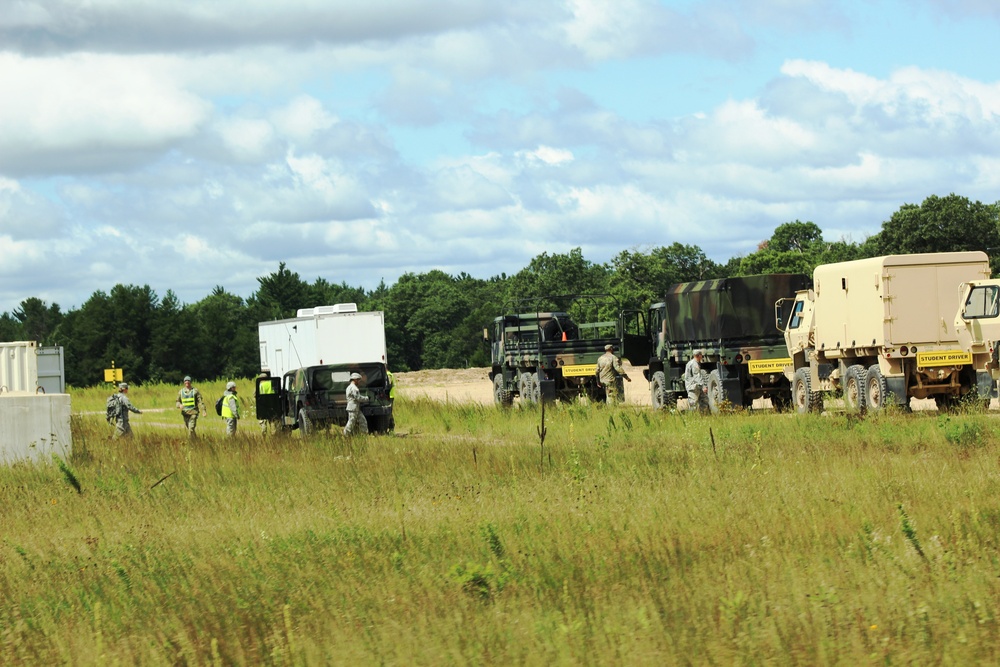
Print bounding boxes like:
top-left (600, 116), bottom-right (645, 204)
top-left (3, 387), bottom-right (1000, 664)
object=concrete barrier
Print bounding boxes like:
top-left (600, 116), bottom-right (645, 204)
top-left (0, 393), bottom-right (72, 465)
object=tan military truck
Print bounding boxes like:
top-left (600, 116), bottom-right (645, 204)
top-left (776, 251), bottom-right (997, 413)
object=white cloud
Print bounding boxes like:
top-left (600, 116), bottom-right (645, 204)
top-left (271, 96), bottom-right (338, 144)
top-left (0, 53), bottom-right (209, 174)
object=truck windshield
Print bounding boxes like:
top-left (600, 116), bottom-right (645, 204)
top-left (963, 285), bottom-right (1000, 319)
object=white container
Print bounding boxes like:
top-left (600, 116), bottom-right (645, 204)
top-left (259, 307), bottom-right (387, 379)
top-left (0, 394), bottom-right (72, 465)
top-left (0, 341), bottom-right (39, 393)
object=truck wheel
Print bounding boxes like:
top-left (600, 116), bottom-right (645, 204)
top-left (518, 372), bottom-right (534, 405)
top-left (298, 407), bottom-right (312, 436)
top-left (792, 368), bottom-right (821, 414)
top-left (528, 375), bottom-right (542, 403)
top-left (707, 370), bottom-right (724, 414)
top-left (650, 371), bottom-right (668, 410)
top-left (843, 365), bottom-right (868, 414)
top-left (493, 374), bottom-right (512, 406)
top-left (866, 365), bottom-right (888, 412)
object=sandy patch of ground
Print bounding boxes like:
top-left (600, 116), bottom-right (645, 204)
top-left (395, 362), bottom-right (652, 405)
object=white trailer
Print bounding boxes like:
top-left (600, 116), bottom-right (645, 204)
top-left (258, 303), bottom-right (388, 380)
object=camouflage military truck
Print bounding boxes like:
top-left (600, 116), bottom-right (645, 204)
top-left (486, 295), bottom-right (638, 404)
top-left (777, 252), bottom-right (998, 413)
top-left (627, 274), bottom-right (811, 411)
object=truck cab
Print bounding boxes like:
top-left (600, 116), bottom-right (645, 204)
top-left (777, 290), bottom-right (816, 366)
top-left (956, 280), bottom-right (1000, 384)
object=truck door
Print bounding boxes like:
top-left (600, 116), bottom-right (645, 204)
top-left (782, 293), bottom-right (813, 356)
top-left (255, 376), bottom-right (282, 421)
top-left (619, 309), bottom-right (652, 366)
top-left (955, 280), bottom-right (1000, 350)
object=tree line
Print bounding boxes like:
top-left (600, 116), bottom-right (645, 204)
top-left (2, 194), bottom-right (997, 387)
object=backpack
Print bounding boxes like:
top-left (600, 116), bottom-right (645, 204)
top-left (215, 396), bottom-right (224, 416)
top-left (105, 394), bottom-right (119, 424)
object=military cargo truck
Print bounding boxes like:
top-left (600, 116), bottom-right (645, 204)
top-left (257, 304), bottom-right (393, 433)
top-left (486, 296), bottom-right (638, 404)
top-left (631, 274), bottom-right (811, 411)
top-left (777, 252), bottom-right (997, 413)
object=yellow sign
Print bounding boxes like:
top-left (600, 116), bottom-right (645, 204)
top-left (561, 364), bottom-right (597, 378)
top-left (917, 350), bottom-right (972, 367)
top-left (104, 368), bottom-right (123, 382)
top-left (748, 358), bottom-right (792, 375)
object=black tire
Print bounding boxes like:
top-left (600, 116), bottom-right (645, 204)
top-left (650, 371), bottom-right (669, 410)
top-left (707, 369), bottom-right (724, 414)
top-left (866, 365), bottom-right (888, 412)
top-left (298, 407), bottom-right (312, 436)
top-left (529, 375), bottom-right (541, 403)
top-left (518, 372), bottom-right (534, 405)
top-left (493, 374), bottom-right (512, 406)
top-left (792, 367), bottom-right (821, 414)
top-left (843, 365), bottom-right (868, 414)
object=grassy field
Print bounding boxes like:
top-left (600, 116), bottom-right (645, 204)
top-left (3, 386), bottom-right (1000, 665)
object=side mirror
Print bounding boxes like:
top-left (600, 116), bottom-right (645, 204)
top-left (774, 298), bottom-right (788, 332)
top-left (483, 327), bottom-right (490, 342)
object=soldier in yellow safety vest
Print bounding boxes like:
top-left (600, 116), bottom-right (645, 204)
top-left (221, 381), bottom-right (240, 436)
top-left (175, 375), bottom-right (207, 439)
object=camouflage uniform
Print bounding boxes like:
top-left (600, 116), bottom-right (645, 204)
top-left (221, 382), bottom-right (240, 436)
top-left (111, 384), bottom-right (142, 439)
top-left (684, 354), bottom-right (709, 413)
top-left (596, 348), bottom-right (628, 404)
top-left (176, 377), bottom-right (206, 439)
top-left (344, 374), bottom-right (369, 436)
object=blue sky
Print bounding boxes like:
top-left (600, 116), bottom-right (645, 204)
top-left (2, 0), bottom-right (1000, 313)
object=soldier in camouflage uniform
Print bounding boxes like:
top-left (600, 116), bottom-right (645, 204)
top-left (596, 344), bottom-right (631, 404)
top-left (111, 382), bottom-right (143, 439)
top-left (175, 375), bottom-right (207, 439)
top-left (221, 381), bottom-right (240, 436)
top-left (344, 372), bottom-right (369, 436)
top-left (684, 350), bottom-right (710, 413)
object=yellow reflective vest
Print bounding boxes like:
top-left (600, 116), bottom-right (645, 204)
top-left (221, 392), bottom-right (239, 419)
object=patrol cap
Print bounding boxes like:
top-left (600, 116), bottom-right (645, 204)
top-left (183, 375), bottom-right (192, 382)
top-left (605, 344), bottom-right (614, 351)
top-left (226, 381), bottom-right (237, 390)
top-left (119, 382), bottom-right (129, 390)
top-left (350, 373), bottom-right (362, 380)
top-left (693, 349), bottom-right (704, 356)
